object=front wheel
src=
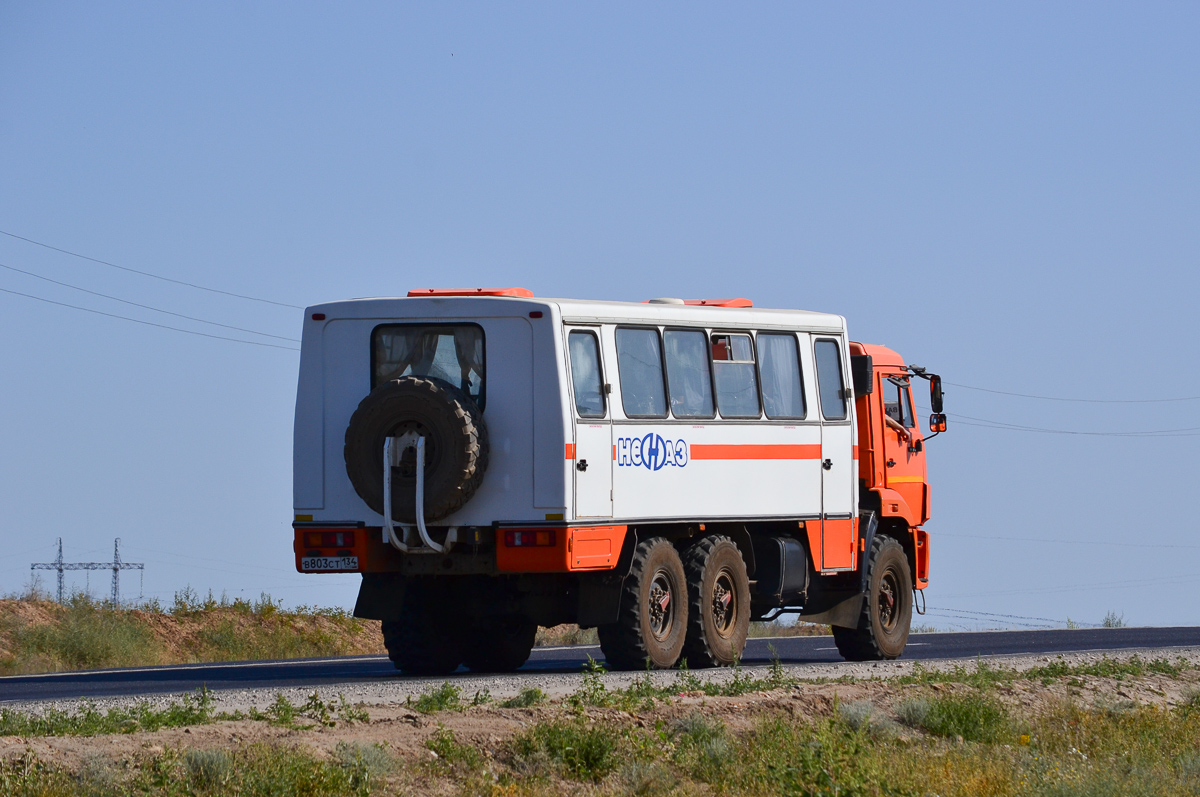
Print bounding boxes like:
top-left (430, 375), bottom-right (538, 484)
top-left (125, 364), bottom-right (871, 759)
top-left (832, 535), bottom-right (913, 661)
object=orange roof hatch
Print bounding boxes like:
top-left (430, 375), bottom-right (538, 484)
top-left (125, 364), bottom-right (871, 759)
top-left (407, 287), bottom-right (534, 298)
top-left (684, 298), bottom-right (753, 308)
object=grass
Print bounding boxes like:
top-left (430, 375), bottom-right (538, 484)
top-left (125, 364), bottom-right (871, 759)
top-left (896, 691), bottom-right (1012, 742)
top-left (510, 719), bottom-right (619, 782)
top-left (4, 660), bottom-right (1200, 795)
top-left (1, 743), bottom-right (378, 796)
top-left (0, 589), bottom-right (378, 675)
top-left (0, 688), bottom-right (369, 737)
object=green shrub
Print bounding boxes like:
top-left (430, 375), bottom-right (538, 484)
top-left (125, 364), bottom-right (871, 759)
top-left (183, 749), bottom-right (232, 789)
top-left (426, 726), bottom-right (483, 770)
top-left (501, 687), bottom-right (547, 708)
top-left (896, 692), bottom-right (1010, 742)
top-left (511, 720), bottom-right (618, 781)
top-left (408, 682), bottom-right (462, 714)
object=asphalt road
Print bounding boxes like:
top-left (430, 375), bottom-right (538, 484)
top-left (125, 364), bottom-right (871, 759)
top-left (4, 626), bottom-right (1199, 704)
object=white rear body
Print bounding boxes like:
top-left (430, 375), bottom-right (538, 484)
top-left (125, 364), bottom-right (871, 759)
top-left (294, 296), bottom-right (858, 541)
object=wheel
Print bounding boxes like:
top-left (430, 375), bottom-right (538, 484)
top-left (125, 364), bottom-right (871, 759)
top-left (598, 537), bottom-right (688, 670)
top-left (344, 376), bottom-right (488, 522)
top-left (681, 535), bottom-right (750, 667)
top-left (381, 585), bottom-right (467, 675)
top-left (462, 616), bottom-right (537, 673)
top-left (832, 535), bottom-right (913, 661)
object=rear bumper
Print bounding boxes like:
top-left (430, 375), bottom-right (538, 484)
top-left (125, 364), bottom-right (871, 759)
top-left (495, 525), bottom-right (627, 572)
top-left (292, 523), bottom-right (627, 574)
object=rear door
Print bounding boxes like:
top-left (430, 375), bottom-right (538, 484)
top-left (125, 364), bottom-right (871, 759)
top-left (814, 338), bottom-right (856, 570)
top-left (567, 328), bottom-right (613, 518)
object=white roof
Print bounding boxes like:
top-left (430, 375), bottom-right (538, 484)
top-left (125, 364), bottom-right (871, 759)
top-left (308, 294), bottom-right (846, 333)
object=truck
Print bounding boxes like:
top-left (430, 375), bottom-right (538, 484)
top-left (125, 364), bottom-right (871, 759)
top-left (291, 288), bottom-right (946, 673)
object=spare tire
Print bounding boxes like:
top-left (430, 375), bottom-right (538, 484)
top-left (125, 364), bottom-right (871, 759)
top-left (344, 376), bottom-right (488, 522)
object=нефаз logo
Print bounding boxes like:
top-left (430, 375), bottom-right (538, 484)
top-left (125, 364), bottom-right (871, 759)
top-left (616, 434), bottom-right (689, 471)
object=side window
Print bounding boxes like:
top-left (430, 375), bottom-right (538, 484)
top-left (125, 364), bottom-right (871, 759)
top-left (568, 331), bottom-right (605, 418)
top-left (711, 333), bottom-right (761, 418)
top-left (883, 380), bottom-right (903, 425)
top-left (901, 385), bottom-right (915, 428)
top-left (814, 339), bottom-right (847, 420)
top-left (883, 378), bottom-right (916, 428)
top-left (663, 329), bottom-right (714, 418)
top-left (373, 324), bottom-right (485, 408)
top-left (758, 333), bottom-right (806, 419)
top-left (615, 327), bottom-right (667, 418)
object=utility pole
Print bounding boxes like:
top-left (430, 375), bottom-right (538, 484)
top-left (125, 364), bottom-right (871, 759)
top-left (31, 538), bottom-right (145, 605)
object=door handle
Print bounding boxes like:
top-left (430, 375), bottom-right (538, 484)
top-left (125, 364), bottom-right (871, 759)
top-left (822, 459), bottom-right (832, 471)
top-left (886, 459), bottom-right (896, 467)
top-left (576, 459), bottom-right (588, 472)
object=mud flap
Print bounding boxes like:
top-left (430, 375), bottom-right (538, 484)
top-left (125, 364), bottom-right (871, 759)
top-left (353, 572), bottom-right (406, 622)
top-left (798, 592), bottom-right (864, 629)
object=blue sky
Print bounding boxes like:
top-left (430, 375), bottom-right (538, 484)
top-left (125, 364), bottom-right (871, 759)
top-left (1, 3), bottom-right (1197, 628)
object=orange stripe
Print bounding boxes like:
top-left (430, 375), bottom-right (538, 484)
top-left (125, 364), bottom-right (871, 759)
top-left (565, 443), bottom-right (575, 460)
top-left (853, 445), bottom-right (859, 459)
top-left (689, 444), bottom-right (823, 460)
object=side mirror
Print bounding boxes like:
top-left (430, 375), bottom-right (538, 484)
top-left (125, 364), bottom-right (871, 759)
top-left (850, 354), bottom-right (873, 396)
top-left (929, 413), bottom-right (947, 433)
top-left (929, 374), bottom-right (943, 413)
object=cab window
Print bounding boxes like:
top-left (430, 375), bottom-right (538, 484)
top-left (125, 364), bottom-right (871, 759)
top-left (884, 378), bottom-right (915, 428)
top-left (711, 333), bottom-right (761, 418)
top-left (568, 331), bottom-right (605, 418)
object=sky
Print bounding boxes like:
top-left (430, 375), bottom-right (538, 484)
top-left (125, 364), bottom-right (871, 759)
top-left (1, 3), bottom-right (1198, 630)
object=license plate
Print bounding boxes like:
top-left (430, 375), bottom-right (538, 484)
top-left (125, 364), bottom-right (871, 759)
top-left (301, 556), bottom-right (359, 572)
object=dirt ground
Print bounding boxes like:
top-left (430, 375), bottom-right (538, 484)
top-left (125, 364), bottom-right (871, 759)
top-left (5, 648), bottom-right (1199, 773)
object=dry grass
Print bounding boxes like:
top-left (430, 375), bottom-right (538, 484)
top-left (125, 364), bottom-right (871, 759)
top-left (0, 591), bottom-right (384, 675)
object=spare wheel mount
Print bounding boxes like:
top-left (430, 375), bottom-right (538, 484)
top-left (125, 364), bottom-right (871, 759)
top-left (383, 434), bottom-right (459, 554)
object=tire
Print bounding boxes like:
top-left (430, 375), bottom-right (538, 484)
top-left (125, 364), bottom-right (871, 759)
top-left (598, 537), bottom-right (688, 670)
top-left (381, 586), bottom-right (467, 675)
top-left (344, 376), bottom-right (488, 523)
top-left (462, 616), bottom-right (538, 673)
top-left (681, 535), bottom-right (751, 667)
top-left (832, 535), bottom-right (913, 661)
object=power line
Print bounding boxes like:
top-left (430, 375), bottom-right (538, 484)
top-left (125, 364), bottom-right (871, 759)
top-left (945, 381), bottom-right (1200, 404)
top-left (918, 402), bottom-right (1200, 438)
top-left (0, 261), bottom-right (298, 342)
top-left (948, 413), bottom-right (1200, 437)
top-left (0, 228), bottom-right (303, 310)
top-left (937, 532), bottom-right (1200, 550)
top-left (0, 285), bottom-right (299, 351)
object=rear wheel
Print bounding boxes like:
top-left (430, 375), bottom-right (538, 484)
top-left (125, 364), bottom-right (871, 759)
top-left (598, 537), bottom-right (688, 669)
top-left (832, 535), bottom-right (912, 661)
top-left (462, 616), bottom-right (537, 673)
top-left (382, 586), bottom-right (466, 675)
top-left (682, 535), bottom-right (750, 667)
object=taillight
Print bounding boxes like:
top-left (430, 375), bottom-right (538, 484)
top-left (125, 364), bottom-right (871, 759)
top-left (304, 531), bottom-right (356, 548)
top-left (504, 529), bottom-right (556, 547)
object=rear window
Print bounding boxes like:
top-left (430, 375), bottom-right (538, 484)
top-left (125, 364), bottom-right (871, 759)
top-left (372, 324), bottom-right (485, 408)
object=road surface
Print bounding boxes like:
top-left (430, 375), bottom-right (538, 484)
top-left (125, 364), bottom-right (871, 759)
top-left (3, 626), bottom-right (1198, 704)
